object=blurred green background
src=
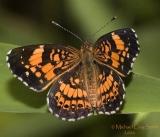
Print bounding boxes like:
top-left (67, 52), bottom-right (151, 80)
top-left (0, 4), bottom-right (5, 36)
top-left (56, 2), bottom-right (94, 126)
top-left (0, 0), bottom-right (160, 137)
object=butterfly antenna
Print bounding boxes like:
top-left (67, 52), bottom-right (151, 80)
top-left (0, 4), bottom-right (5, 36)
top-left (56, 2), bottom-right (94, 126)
top-left (91, 16), bottom-right (117, 37)
top-left (51, 20), bottom-right (84, 42)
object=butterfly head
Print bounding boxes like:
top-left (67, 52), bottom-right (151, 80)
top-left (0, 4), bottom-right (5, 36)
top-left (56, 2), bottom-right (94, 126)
top-left (81, 41), bottom-right (93, 53)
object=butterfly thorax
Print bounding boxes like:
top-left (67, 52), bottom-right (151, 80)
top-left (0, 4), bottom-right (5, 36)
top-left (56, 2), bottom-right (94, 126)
top-left (81, 41), bottom-right (99, 108)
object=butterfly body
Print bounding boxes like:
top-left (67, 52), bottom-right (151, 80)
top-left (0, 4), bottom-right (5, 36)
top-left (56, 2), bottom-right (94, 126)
top-left (6, 28), bottom-right (140, 121)
top-left (80, 41), bottom-right (99, 108)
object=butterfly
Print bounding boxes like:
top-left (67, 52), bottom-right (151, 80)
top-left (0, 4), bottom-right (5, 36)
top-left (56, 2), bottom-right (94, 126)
top-left (6, 28), bottom-right (140, 121)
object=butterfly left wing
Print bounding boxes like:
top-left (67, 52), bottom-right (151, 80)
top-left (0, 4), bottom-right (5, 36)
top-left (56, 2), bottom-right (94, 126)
top-left (47, 63), bottom-right (93, 121)
top-left (94, 28), bottom-right (140, 77)
top-left (6, 44), bottom-right (80, 91)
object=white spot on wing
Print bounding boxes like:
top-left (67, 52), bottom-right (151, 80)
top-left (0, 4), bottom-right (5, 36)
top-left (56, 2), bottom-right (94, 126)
top-left (39, 45), bottom-right (44, 48)
top-left (68, 118), bottom-right (75, 122)
top-left (57, 49), bottom-right (60, 52)
top-left (25, 71), bottom-right (29, 76)
top-left (120, 101), bottom-right (123, 105)
top-left (7, 63), bottom-right (10, 68)
top-left (6, 56), bottom-right (9, 61)
top-left (48, 107), bottom-right (53, 114)
top-left (7, 49), bottom-right (12, 55)
top-left (131, 62), bottom-right (134, 68)
top-left (105, 112), bottom-right (110, 115)
top-left (132, 57), bottom-right (136, 62)
top-left (17, 77), bottom-right (23, 81)
top-left (131, 28), bottom-right (135, 33)
top-left (123, 94), bottom-right (125, 99)
top-left (55, 114), bottom-right (59, 117)
top-left (110, 111), bottom-right (116, 114)
top-left (23, 81), bottom-right (28, 86)
top-left (116, 107), bottom-right (120, 111)
top-left (62, 117), bottom-right (66, 121)
top-left (98, 111), bottom-right (104, 114)
top-left (87, 113), bottom-right (93, 117)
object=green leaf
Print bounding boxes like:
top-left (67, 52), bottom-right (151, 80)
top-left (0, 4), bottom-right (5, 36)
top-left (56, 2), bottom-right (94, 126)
top-left (0, 42), bottom-right (160, 113)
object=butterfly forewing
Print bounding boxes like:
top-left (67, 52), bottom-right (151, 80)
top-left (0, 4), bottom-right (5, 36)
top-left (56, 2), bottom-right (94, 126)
top-left (6, 44), bottom-right (80, 91)
top-left (94, 28), bottom-right (140, 77)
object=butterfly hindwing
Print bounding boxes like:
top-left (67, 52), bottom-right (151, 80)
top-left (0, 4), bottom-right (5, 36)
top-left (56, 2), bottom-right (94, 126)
top-left (6, 44), bottom-right (80, 91)
top-left (94, 28), bottom-right (140, 77)
top-left (94, 62), bottom-right (125, 115)
top-left (47, 63), bottom-right (94, 121)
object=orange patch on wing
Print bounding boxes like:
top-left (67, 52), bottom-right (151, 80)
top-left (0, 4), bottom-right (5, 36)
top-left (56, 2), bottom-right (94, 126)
top-left (60, 83), bottom-right (66, 91)
top-left (112, 33), bottom-right (125, 50)
top-left (77, 88), bottom-right (83, 98)
top-left (35, 71), bottom-right (41, 77)
top-left (102, 85), bottom-right (106, 92)
top-left (42, 63), bottom-right (53, 73)
top-left (116, 41), bottom-right (125, 50)
top-left (111, 52), bottom-right (119, 61)
top-left (109, 74), bottom-right (113, 81)
top-left (45, 70), bottom-right (55, 80)
top-left (29, 53), bottom-right (42, 61)
top-left (25, 65), bottom-right (30, 69)
top-left (30, 58), bottom-right (42, 66)
top-left (67, 88), bottom-right (75, 98)
top-left (73, 89), bottom-right (78, 98)
top-left (74, 78), bottom-right (80, 84)
top-left (53, 54), bottom-right (60, 62)
top-left (100, 84), bottom-right (104, 94)
top-left (55, 91), bottom-right (61, 100)
top-left (30, 67), bottom-right (36, 73)
top-left (104, 81), bottom-right (110, 90)
top-left (33, 47), bottom-right (44, 54)
top-left (112, 60), bottom-right (120, 68)
top-left (63, 84), bottom-right (70, 95)
top-left (107, 77), bottom-right (112, 87)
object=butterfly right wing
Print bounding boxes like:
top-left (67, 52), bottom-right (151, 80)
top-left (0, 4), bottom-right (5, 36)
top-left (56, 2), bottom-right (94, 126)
top-left (94, 62), bottom-right (125, 115)
top-left (94, 28), bottom-right (140, 77)
top-left (6, 44), bottom-right (80, 92)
